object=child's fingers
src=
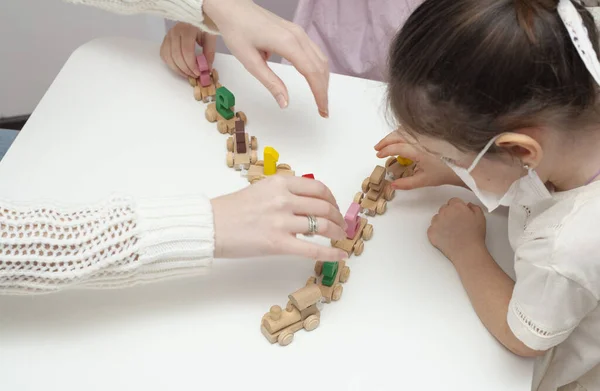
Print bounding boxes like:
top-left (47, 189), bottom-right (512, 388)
top-left (200, 33), bottom-right (217, 68)
top-left (374, 130), bottom-right (406, 151)
top-left (376, 142), bottom-right (418, 160)
top-left (391, 171), bottom-right (427, 190)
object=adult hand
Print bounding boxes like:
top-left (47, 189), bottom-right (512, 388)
top-left (203, 0), bottom-right (329, 118)
top-left (375, 130), bottom-right (465, 190)
top-left (210, 176), bottom-right (348, 260)
top-left (160, 22), bottom-right (217, 78)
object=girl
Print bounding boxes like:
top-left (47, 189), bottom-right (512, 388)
top-left (0, 0), bottom-right (347, 294)
top-left (375, 0), bottom-right (600, 390)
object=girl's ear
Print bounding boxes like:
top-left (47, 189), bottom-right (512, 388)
top-left (495, 132), bottom-right (544, 169)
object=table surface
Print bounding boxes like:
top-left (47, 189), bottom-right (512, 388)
top-left (0, 37), bottom-right (533, 391)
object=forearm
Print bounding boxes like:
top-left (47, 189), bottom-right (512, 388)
top-left (452, 245), bottom-right (543, 357)
top-left (64, 0), bottom-right (219, 33)
top-left (0, 195), bottom-right (214, 295)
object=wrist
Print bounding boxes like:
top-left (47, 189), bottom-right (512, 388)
top-left (203, 0), bottom-right (240, 27)
top-left (450, 242), bottom-right (489, 268)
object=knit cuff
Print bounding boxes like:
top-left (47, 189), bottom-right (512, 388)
top-left (136, 195), bottom-right (215, 273)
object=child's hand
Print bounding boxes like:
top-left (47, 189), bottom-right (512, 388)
top-left (427, 198), bottom-right (487, 262)
top-left (160, 22), bottom-right (216, 78)
top-left (375, 130), bottom-right (464, 190)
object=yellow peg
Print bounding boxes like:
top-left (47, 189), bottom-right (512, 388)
top-left (397, 156), bottom-right (413, 166)
top-left (264, 146), bottom-right (279, 175)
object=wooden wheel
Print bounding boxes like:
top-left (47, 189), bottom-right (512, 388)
top-left (362, 224), bottom-right (373, 241)
top-left (353, 192), bottom-right (364, 204)
top-left (226, 137), bottom-right (234, 152)
top-left (250, 150), bottom-right (258, 164)
top-left (211, 69), bottom-right (219, 83)
top-left (332, 284), bottom-right (343, 301)
top-left (237, 111), bottom-right (248, 124)
top-left (250, 136), bottom-right (258, 150)
top-left (277, 163), bottom-right (291, 170)
top-left (278, 330), bottom-right (294, 346)
top-left (361, 177), bottom-right (370, 193)
top-left (384, 184), bottom-right (395, 201)
top-left (354, 239), bottom-right (364, 256)
top-left (314, 261), bottom-right (323, 275)
top-left (193, 85), bottom-right (202, 101)
top-left (306, 276), bottom-right (317, 286)
top-left (339, 266), bottom-right (350, 283)
top-left (303, 315), bottom-right (320, 331)
top-left (205, 104), bottom-right (217, 122)
top-left (376, 199), bottom-right (387, 215)
top-left (226, 152), bottom-right (234, 168)
top-left (217, 120), bottom-right (229, 134)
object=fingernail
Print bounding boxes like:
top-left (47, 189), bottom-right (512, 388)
top-left (319, 109), bottom-right (329, 118)
top-left (276, 94), bottom-right (288, 109)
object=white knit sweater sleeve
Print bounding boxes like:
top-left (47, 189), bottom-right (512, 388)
top-left (63, 0), bottom-right (219, 34)
top-left (0, 195), bottom-right (215, 295)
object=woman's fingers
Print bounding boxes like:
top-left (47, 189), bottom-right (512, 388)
top-left (286, 177), bottom-right (339, 210)
top-left (172, 34), bottom-right (195, 77)
top-left (238, 47), bottom-right (289, 109)
top-left (182, 32), bottom-right (200, 77)
top-left (289, 215), bottom-right (346, 241)
top-left (200, 33), bottom-right (217, 67)
top-left (291, 196), bottom-right (345, 230)
top-left (161, 37), bottom-right (187, 78)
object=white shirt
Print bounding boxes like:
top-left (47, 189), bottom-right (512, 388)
top-left (507, 181), bottom-right (600, 391)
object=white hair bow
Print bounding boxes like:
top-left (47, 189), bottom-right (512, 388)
top-left (558, 0), bottom-right (600, 85)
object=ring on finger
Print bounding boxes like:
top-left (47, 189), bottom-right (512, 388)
top-left (306, 215), bottom-right (318, 236)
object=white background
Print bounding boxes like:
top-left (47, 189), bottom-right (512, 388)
top-left (0, 0), bottom-right (298, 117)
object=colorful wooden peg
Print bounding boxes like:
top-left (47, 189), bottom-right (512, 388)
top-left (216, 86), bottom-right (235, 120)
top-left (264, 147), bottom-right (279, 175)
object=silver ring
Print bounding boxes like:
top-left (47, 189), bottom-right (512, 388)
top-left (306, 215), bottom-right (318, 235)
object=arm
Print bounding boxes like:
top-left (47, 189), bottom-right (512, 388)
top-left (64, 0), bottom-right (219, 33)
top-left (0, 195), bottom-right (214, 294)
top-left (451, 244), bottom-right (546, 357)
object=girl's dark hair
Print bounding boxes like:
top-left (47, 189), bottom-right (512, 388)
top-left (387, 0), bottom-right (600, 153)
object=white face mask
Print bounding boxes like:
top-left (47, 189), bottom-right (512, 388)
top-left (441, 135), bottom-right (552, 212)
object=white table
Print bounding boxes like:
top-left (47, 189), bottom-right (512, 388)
top-left (0, 37), bottom-right (533, 391)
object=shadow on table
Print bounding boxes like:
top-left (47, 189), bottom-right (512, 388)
top-left (0, 255), bottom-right (309, 335)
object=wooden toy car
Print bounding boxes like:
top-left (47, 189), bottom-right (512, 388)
top-left (306, 260), bottom-right (350, 303)
top-left (385, 156), bottom-right (416, 180)
top-left (189, 55), bottom-right (221, 102)
top-left (354, 165), bottom-right (395, 216)
top-left (261, 284), bottom-right (322, 346)
top-left (227, 118), bottom-right (258, 170)
top-left (246, 161), bottom-right (295, 184)
top-left (331, 202), bottom-right (373, 256)
top-left (205, 102), bottom-right (247, 134)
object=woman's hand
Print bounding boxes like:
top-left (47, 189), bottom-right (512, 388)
top-left (375, 130), bottom-right (464, 190)
top-left (203, 0), bottom-right (329, 118)
top-left (427, 198), bottom-right (487, 262)
top-left (210, 176), bottom-right (348, 261)
top-left (160, 22), bottom-right (217, 78)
